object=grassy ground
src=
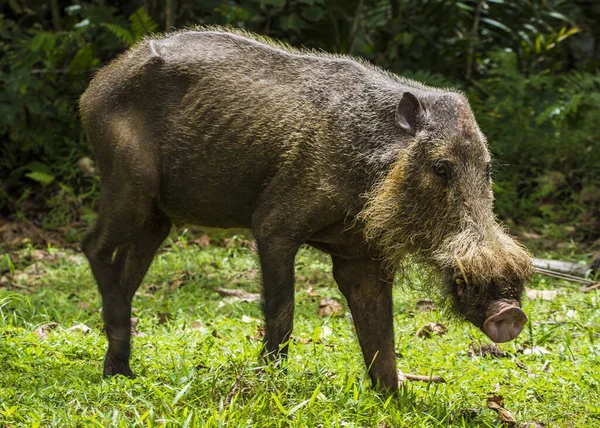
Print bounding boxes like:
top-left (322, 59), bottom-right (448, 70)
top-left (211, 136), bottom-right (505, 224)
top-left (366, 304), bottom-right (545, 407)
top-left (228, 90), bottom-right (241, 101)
top-left (1, 232), bottom-right (599, 427)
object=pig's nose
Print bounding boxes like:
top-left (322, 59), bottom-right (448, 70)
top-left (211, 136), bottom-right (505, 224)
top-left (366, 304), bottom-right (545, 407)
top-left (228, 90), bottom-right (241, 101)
top-left (482, 306), bottom-right (528, 343)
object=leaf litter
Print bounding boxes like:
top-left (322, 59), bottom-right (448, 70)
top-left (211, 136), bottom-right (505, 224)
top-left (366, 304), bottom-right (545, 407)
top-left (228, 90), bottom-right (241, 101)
top-left (486, 395), bottom-right (517, 426)
top-left (216, 288), bottom-right (261, 302)
top-left (317, 297), bottom-right (344, 317)
top-left (416, 322), bottom-right (448, 338)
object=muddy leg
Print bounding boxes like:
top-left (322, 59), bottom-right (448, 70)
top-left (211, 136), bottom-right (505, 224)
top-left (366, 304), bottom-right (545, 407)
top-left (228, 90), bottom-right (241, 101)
top-left (251, 174), bottom-right (341, 361)
top-left (332, 257), bottom-right (398, 390)
top-left (83, 209), bottom-right (171, 377)
top-left (254, 234), bottom-right (299, 359)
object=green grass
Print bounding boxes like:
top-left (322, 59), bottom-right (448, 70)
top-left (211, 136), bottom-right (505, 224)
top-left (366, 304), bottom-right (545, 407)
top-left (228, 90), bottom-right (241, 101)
top-left (1, 235), bottom-right (600, 427)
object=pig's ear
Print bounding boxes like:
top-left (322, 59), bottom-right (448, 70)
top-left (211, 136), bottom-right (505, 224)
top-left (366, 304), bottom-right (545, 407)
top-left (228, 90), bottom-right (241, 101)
top-left (395, 92), bottom-right (424, 136)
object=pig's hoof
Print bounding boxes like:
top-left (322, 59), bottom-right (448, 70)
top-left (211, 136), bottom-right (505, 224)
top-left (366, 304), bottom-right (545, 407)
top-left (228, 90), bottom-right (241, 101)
top-left (103, 357), bottom-right (135, 378)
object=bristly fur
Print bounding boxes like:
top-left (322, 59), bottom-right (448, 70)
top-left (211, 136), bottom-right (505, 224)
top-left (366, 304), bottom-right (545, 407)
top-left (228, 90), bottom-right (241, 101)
top-left (82, 26), bottom-right (532, 335)
top-left (359, 119), bottom-right (532, 324)
top-left (140, 25), bottom-right (463, 96)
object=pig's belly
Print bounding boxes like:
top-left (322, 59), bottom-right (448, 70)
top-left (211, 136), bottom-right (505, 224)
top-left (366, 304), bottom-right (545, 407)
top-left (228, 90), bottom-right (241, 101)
top-left (157, 166), bottom-right (269, 229)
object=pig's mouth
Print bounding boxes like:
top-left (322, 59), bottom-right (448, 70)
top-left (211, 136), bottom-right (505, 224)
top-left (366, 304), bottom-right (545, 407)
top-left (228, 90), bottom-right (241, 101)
top-left (446, 275), bottom-right (527, 343)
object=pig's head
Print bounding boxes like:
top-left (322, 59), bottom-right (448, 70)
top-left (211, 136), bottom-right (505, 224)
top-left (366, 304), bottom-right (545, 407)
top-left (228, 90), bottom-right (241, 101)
top-left (360, 91), bottom-right (532, 343)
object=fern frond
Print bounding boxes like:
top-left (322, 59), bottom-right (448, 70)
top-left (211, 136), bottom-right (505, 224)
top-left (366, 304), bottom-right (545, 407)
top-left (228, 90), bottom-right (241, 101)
top-left (102, 23), bottom-right (134, 46)
top-left (561, 71), bottom-right (600, 94)
top-left (130, 7), bottom-right (158, 42)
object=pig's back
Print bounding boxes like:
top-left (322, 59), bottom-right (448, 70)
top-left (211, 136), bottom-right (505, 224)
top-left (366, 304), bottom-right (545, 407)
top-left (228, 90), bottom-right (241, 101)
top-left (82, 29), bottom-right (402, 228)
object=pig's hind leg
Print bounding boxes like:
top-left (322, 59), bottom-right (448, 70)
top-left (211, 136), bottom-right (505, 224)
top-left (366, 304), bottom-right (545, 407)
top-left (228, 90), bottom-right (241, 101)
top-left (82, 139), bottom-right (171, 377)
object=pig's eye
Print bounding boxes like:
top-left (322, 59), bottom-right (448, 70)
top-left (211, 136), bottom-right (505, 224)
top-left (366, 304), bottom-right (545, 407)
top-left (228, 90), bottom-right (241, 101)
top-left (432, 160), bottom-right (453, 183)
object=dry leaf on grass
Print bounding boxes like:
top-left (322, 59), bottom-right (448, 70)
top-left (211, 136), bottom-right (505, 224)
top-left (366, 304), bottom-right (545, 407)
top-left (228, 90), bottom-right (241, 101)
top-left (66, 323), bottom-right (91, 334)
top-left (241, 315), bottom-right (259, 323)
top-left (416, 322), bottom-right (448, 338)
top-left (216, 288), bottom-right (261, 302)
top-left (292, 335), bottom-right (313, 344)
top-left (581, 282), bottom-right (600, 292)
top-left (515, 359), bottom-right (528, 370)
top-left (397, 369), bottom-right (445, 383)
top-left (486, 395), bottom-right (517, 426)
top-left (566, 309), bottom-right (578, 318)
top-left (0, 219), bottom-right (79, 249)
top-left (317, 297), bottom-right (344, 317)
top-left (190, 320), bottom-right (208, 334)
top-left (252, 324), bottom-right (265, 340)
top-left (525, 288), bottom-right (559, 300)
top-left (169, 279), bottom-right (185, 290)
top-left (319, 325), bottom-right (333, 339)
top-left (31, 249), bottom-right (48, 261)
top-left (469, 343), bottom-right (510, 358)
top-left (416, 299), bottom-right (436, 312)
top-left (130, 317), bottom-right (145, 337)
top-left (521, 346), bottom-right (550, 356)
top-left (35, 322), bottom-right (58, 340)
top-left (306, 287), bottom-right (320, 297)
top-left (191, 234), bottom-right (211, 247)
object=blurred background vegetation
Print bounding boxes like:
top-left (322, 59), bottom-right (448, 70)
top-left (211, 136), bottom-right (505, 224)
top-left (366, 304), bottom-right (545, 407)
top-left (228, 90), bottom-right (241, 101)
top-left (0, 0), bottom-right (599, 250)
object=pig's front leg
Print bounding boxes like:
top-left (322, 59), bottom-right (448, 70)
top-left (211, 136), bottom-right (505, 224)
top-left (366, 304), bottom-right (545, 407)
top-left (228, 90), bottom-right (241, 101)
top-left (255, 235), bottom-right (299, 360)
top-left (331, 256), bottom-right (398, 391)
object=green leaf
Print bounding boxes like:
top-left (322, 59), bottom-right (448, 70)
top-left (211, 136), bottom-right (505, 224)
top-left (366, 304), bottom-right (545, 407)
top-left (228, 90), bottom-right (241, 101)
top-left (270, 393), bottom-right (287, 415)
top-left (102, 23), bottom-right (134, 46)
top-left (545, 11), bottom-right (575, 25)
top-left (456, 2), bottom-right (474, 12)
top-left (24, 162), bottom-right (52, 175)
top-left (25, 171), bottom-right (55, 186)
top-left (74, 19), bottom-right (90, 29)
top-left (129, 7), bottom-right (158, 41)
top-left (280, 14), bottom-right (306, 33)
top-left (287, 399), bottom-right (310, 416)
top-left (301, 6), bottom-right (324, 22)
top-left (261, 0), bottom-right (286, 8)
top-left (557, 27), bottom-right (580, 43)
top-left (481, 18), bottom-right (513, 35)
top-left (42, 33), bottom-right (55, 50)
top-left (30, 33), bottom-right (46, 52)
top-left (171, 382), bottom-right (192, 406)
top-left (64, 5), bottom-right (81, 16)
top-left (69, 44), bottom-right (96, 73)
top-left (535, 35), bottom-right (543, 54)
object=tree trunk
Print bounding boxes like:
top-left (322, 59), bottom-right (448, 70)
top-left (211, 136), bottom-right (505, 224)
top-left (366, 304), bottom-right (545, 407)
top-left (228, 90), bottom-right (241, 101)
top-left (465, 0), bottom-right (482, 81)
top-left (50, 0), bottom-right (62, 31)
top-left (166, 0), bottom-right (177, 30)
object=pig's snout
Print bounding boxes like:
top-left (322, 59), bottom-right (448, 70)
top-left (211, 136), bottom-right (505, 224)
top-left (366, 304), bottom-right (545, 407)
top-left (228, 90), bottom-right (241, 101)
top-left (482, 300), bottom-right (527, 343)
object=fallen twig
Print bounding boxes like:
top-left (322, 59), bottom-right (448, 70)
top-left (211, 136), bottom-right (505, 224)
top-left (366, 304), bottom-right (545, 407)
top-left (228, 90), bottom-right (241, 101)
top-left (580, 282), bottom-right (600, 293)
top-left (216, 288), bottom-right (260, 301)
top-left (532, 258), bottom-right (589, 276)
top-left (533, 267), bottom-right (594, 286)
top-left (399, 371), bottom-right (445, 383)
top-left (224, 364), bottom-right (247, 407)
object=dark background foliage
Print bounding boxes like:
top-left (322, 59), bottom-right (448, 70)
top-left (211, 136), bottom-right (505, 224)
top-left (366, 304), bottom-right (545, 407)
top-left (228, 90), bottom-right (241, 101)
top-left (1, 0), bottom-right (599, 247)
